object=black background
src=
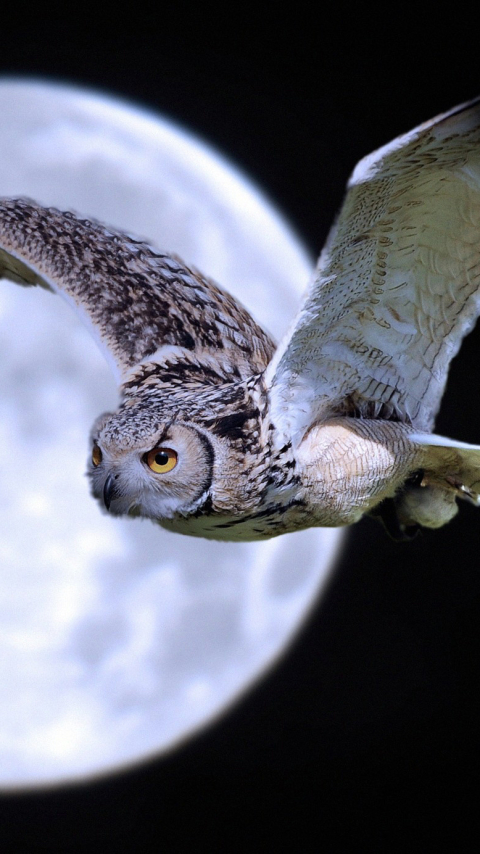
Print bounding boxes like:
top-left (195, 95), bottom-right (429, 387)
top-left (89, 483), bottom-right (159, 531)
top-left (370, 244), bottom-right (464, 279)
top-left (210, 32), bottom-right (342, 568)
top-left (1, 7), bottom-right (480, 851)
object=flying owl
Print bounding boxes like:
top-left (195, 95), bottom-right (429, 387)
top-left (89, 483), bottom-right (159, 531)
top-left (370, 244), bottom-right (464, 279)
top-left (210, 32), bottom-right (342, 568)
top-left (1, 98), bottom-right (480, 542)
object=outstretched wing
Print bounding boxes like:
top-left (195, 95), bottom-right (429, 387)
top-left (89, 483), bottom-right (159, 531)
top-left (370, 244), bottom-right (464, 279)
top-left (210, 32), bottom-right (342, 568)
top-left (0, 198), bottom-right (274, 385)
top-left (266, 98), bottom-right (480, 441)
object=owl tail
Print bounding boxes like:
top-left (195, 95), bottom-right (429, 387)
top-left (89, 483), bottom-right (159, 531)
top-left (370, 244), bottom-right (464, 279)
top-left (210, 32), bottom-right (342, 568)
top-left (410, 432), bottom-right (480, 503)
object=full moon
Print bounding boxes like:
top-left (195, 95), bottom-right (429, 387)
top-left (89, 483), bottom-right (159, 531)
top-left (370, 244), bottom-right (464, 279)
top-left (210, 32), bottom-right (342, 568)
top-left (0, 79), bottom-right (343, 788)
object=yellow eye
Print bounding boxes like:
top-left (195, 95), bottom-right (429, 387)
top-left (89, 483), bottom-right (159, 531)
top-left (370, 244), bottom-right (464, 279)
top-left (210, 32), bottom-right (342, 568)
top-left (92, 444), bottom-right (103, 467)
top-left (145, 447), bottom-right (178, 474)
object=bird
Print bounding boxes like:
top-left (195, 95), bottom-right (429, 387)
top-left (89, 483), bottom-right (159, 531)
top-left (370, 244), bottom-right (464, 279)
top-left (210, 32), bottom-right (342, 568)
top-left (2, 98), bottom-right (480, 542)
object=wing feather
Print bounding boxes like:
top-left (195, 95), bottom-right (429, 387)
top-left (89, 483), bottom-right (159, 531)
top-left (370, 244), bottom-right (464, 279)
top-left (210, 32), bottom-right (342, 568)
top-left (0, 199), bottom-right (274, 384)
top-left (266, 97), bottom-right (480, 441)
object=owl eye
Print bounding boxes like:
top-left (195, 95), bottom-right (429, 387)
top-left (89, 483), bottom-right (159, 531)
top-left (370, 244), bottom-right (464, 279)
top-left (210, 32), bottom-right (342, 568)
top-left (92, 444), bottom-right (103, 467)
top-left (145, 447), bottom-right (178, 474)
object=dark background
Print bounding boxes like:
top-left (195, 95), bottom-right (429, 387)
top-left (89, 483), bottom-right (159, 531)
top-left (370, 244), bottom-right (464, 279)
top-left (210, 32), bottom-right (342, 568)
top-left (1, 8), bottom-right (480, 851)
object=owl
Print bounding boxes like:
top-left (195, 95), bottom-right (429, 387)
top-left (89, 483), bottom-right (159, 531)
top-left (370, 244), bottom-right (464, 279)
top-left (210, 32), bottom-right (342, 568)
top-left (2, 97), bottom-right (480, 542)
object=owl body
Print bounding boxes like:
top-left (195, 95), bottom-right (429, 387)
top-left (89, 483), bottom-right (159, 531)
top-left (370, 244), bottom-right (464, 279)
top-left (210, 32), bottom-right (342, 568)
top-left (89, 361), bottom-right (309, 541)
top-left (89, 354), bottom-right (427, 540)
top-left (3, 98), bottom-right (480, 541)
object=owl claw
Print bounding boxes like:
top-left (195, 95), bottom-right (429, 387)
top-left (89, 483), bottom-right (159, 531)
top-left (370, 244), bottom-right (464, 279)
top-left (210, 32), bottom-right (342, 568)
top-left (369, 497), bottom-right (420, 542)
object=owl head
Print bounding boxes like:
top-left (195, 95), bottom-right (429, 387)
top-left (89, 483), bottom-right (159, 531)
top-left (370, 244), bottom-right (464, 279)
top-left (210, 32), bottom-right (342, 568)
top-left (86, 358), bottom-right (278, 537)
top-left (88, 408), bottom-right (217, 523)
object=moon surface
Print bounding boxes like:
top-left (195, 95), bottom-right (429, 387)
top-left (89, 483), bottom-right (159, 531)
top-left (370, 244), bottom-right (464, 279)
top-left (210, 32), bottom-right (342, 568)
top-left (0, 79), bottom-right (343, 788)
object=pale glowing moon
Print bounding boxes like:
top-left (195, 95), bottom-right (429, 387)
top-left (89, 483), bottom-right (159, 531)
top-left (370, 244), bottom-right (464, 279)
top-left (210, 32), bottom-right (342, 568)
top-left (0, 79), bottom-right (343, 788)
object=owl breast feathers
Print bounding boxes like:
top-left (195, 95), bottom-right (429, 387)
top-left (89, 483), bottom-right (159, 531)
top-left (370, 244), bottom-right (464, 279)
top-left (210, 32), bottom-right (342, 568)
top-left (2, 96), bottom-right (480, 541)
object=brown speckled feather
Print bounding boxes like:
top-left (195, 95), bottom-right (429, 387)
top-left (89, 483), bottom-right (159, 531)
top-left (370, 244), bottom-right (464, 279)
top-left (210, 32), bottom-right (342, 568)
top-left (0, 198), bottom-right (274, 384)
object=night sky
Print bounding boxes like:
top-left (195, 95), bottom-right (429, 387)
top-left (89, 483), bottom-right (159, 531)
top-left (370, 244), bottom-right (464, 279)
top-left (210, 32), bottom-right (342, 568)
top-left (1, 9), bottom-right (480, 851)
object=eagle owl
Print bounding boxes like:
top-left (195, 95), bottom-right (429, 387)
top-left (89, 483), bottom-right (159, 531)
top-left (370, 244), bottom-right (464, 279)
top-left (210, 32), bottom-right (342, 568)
top-left (2, 98), bottom-right (480, 542)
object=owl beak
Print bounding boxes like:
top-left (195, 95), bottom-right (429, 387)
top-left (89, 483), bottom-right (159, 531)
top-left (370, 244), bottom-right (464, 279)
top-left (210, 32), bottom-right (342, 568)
top-left (103, 473), bottom-right (118, 510)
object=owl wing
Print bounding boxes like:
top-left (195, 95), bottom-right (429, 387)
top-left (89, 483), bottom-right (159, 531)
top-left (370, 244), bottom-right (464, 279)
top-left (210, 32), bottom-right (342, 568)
top-left (266, 97), bottom-right (480, 441)
top-left (0, 198), bottom-right (274, 385)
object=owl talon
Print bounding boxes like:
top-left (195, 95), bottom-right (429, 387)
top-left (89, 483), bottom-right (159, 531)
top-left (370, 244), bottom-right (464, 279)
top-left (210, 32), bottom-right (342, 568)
top-left (369, 497), bottom-right (420, 542)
